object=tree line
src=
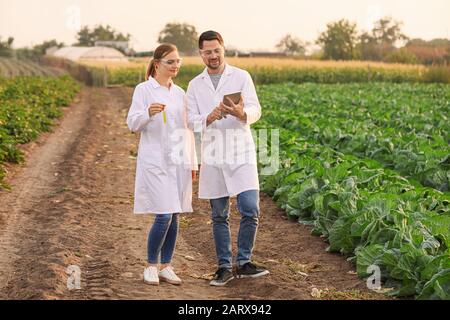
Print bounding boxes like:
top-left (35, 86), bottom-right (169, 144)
top-left (278, 17), bottom-right (450, 65)
top-left (1, 17), bottom-right (449, 65)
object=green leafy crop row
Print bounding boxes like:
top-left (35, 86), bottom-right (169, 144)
top-left (0, 75), bottom-right (80, 189)
top-left (258, 83), bottom-right (450, 191)
top-left (256, 83), bottom-right (450, 299)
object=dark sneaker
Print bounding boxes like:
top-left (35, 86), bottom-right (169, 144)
top-left (210, 268), bottom-right (235, 286)
top-left (236, 262), bottom-right (270, 278)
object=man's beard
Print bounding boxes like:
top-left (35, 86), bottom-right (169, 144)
top-left (207, 59), bottom-right (222, 70)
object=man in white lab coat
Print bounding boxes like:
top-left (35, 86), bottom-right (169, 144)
top-left (186, 31), bottom-right (269, 286)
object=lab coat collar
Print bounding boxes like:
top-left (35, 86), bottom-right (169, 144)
top-left (200, 63), bottom-right (233, 78)
top-left (148, 76), bottom-right (174, 89)
top-left (200, 63), bottom-right (233, 92)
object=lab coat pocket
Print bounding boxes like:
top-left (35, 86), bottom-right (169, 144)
top-left (141, 164), bottom-right (167, 204)
top-left (144, 163), bottom-right (166, 177)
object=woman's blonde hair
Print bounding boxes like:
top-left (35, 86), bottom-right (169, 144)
top-left (145, 43), bottom-right (178, 80)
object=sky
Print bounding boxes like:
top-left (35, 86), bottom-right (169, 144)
top-left (1, 0), bottom-right (449, 52)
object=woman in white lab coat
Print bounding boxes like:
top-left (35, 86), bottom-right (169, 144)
top-left (127, 43), bottom-right (197, 286)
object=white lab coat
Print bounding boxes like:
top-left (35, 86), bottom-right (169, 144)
top-left (127, 77), bottom-right (197, 214)
top-left (186, 64), bottom-right (261, 199)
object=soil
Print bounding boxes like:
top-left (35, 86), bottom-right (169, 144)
top-left (0, 87), bottom-right (388, 300)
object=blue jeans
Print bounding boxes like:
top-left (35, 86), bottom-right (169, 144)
top-left (210, 190), bottom-right (260, 270)
top-left (147, 213), bottom-right (179, 264)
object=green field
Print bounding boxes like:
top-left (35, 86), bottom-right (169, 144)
top-left (0, 76), bottom-right (80, 188)
top-left (75, 57), bottom-right (450, 88)
top-left (256, 82), bottom-right (450, 299)
top-left (100, 64), bottom-right (427, 88)
top-left (259, 83), bottom-right (450, 191)
top-left (1, 59), bottom-right (449, 299)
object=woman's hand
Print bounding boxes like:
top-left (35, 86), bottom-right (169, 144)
top-left (148, 103), bottom-right (166, 117)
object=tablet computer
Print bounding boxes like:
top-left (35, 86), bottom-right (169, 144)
top-left (223, 92), bottom-right (241, 106)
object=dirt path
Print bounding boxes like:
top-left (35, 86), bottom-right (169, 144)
top-left (0, 87), bottom-right (386, 300)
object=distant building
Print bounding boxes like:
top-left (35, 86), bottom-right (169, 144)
top-left (94, 41), bottom-right (129, 50)
top-left (94, 41), bottom-right (134, 55)
top-left (249, 52), bottom-right (288, 58)
top-left (48, 46), bottom-right (127, 62)
top-left (133, 51), bottom-right (154, 58)
top-left (45, 46), bottom-right (59, 56)
top-left (225, 50), bottom-right (289, 58)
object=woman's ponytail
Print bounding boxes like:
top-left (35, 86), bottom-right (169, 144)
top-left (145, 59), bottom-right (156, 80)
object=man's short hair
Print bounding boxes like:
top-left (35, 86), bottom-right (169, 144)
top-left (199, 30), bottom-right (224, 49)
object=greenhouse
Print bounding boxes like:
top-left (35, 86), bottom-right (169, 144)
top-left (49, 46), bottom-right (127, 62)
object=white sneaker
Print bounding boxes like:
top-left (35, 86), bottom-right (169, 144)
top-left (143, 266), bottom-right (159, 285)
top-left (159, 266), bottom-right (182, 285)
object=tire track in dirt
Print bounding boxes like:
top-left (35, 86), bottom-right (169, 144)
top-left (0, 86), bottom-right (387, 300)
top-left (0, 87), bottom-right (97, 298)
